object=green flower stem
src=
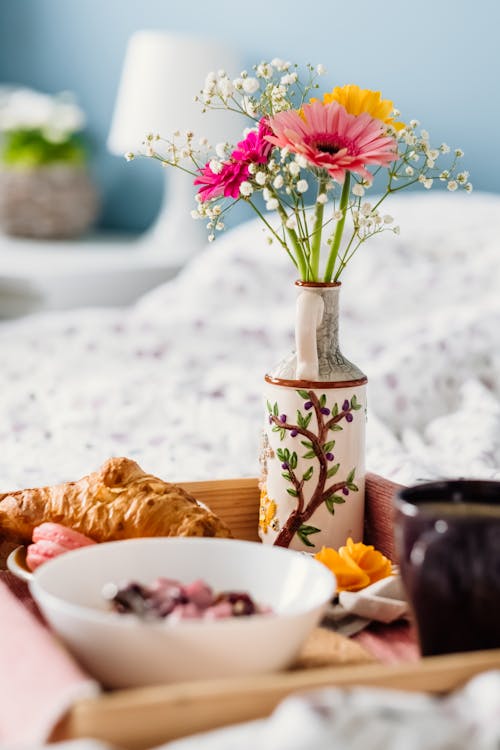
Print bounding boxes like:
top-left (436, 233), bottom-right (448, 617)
top-left (151, 154), bottom-right (198, 178)
top-left (247, 200), bottom-right (298, 269)
top-left (274, 202), bottom-right (309, 280)
top-left (298, 195), bottom-right (313, 278)
top-left (334, 230), bottom-right (357, 281)
top-left (335, 237), bottom-right (362, 281)
top-left (310, 177), bottom-right (327, 280)
top-left (293, 208), bottom-right (311, 279)
top-left (324, 172), bottom-right (350, 282)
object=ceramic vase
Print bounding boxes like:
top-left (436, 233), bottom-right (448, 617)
top-left (260, 281), bottom-right (367, 552)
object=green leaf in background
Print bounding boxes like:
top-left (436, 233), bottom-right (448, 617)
top-left (330, 424), bottom-right (343, 432)
top-left (319, 394), bottom-right (327, 408)
top-left (266, 400), bottom-right (273, 413)
top-left (297, 525), bottom-right (321, 547)
top-left (300, 439), bottom-right (313, 449)
top-left (1, 128), bottom-right (87, 167)
top-left (327, 463), bottom-right (340, 478)
top-left (346, 468), bottom-right (356, 484)
top-left (347, 483), bottom-right (359, 492)
top-left (276, 448), bottom-right (286, 462)
top-left (331, 403), bottom-right (339, 417)
top-left (287, 487), bottom-right (298, 497)
top-left (323, 440), bottom-right (336, 453)
top-left (273, 402), bottom-right (279, 417)
top-left (289, 451), bottom-right (298, 470)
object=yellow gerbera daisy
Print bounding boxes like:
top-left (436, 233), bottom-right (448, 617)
top-left (322, 84), bottom-right (405, 131)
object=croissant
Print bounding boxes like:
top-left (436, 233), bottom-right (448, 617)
top-left (0, 457), bottom-right (232, 544)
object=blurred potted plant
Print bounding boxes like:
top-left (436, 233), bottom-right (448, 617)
top-left (0, 88), bottom-right (99, 239)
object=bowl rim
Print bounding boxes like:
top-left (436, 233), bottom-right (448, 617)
top-left (29, 536), bottom-right (336, 630)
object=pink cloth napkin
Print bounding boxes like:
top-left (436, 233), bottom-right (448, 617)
top-left (0, 572), bottom-right (99, 748)
top-left (353, 620), bottom-right (420, 664)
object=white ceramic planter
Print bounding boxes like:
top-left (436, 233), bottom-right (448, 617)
top-left (259, 282), bottom-right (367, 552)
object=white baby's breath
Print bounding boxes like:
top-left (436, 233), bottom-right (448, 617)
top-left (239, 181), bottom-right (253, 197)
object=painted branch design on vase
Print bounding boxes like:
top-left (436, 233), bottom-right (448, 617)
top-left (266, 390), bottom-right (362, 548)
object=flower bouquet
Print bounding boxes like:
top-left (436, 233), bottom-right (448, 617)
top-left (131, 59), bottom-right (470, 552)
top-left (132, 59), bottom-right (470, 282)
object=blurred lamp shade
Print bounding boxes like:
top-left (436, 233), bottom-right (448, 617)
top-left (108, 30), bottom-right (242, 258)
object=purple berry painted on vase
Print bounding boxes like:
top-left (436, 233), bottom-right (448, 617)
top-left (342, 400), bottom-right (350, 411)
top-left (281, 462), bottom-right (289, 470)
top-left (290, 429), bottom-right (298, 437)
top-left (320, 407), bottom-right (330, 415)
top-left (325, 452), bottom-right (334, 461)
top-left (346, 413), bottom-right (354, 423)
top-left (280, 414), bottom-right (287, 423)
top-left (304, 401), bottom-right (313, 410)
top-left (342, 487), bottom-right (349, 496)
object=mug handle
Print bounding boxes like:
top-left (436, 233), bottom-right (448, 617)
top-left (295, 289), bottom-right (324, 380)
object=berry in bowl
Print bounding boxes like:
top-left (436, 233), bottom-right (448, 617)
top-left (105, 576), bottom-right (272, 620)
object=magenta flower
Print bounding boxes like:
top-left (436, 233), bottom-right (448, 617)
top-left (194, 160), bottom-right (250, 201)
top-left (232, 119), bottom-right (273, 164)
top-left (195, 119), bottom-right (272, 202)
top-left (266, 100), bottom-right (397, 183)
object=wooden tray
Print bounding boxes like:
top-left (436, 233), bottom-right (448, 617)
top-left (54, 477), bottom-right (500, 749)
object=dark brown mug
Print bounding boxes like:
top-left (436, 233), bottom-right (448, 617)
top-left (394, 480), bottom-right (500, 657)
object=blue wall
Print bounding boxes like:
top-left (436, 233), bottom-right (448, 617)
top-left (0, 0), bottom-right (498, 232)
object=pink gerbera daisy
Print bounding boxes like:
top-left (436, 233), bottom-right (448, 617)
top-left (266, 100), bottom-right (397, 182)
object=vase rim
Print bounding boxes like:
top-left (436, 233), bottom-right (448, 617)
top-left (265, 374), bottom-right (368, 388)
top-left (295, 280), bottom-right (341, 288)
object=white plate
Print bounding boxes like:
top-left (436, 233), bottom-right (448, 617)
top-left (6, 545), bottom-right (33, 582)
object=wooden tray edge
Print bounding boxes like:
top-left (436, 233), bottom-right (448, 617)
top-left (57, 648), bottom-right (500, 749)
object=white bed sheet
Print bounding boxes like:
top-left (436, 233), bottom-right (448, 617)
top-left (1, 192), bottom-right (499, 491)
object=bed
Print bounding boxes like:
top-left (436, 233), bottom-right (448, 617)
top-left (0, 191), bottom-right (499, 492)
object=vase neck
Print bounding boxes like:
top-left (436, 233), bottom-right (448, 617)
top-left (316, 285), bottom-right (341, 362)
top-left (293, 282), bottom-right (364, 382)
top-left (266, 282), bottom-right (366, 384)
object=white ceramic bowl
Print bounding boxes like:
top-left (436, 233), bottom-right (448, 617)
top-left (29, 537), bottom-right (335, 688)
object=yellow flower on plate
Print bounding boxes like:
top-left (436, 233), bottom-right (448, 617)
top-left (322, 84), bottom-right (405, 131)
top-left (315, 537), bottom-right (392, 592)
